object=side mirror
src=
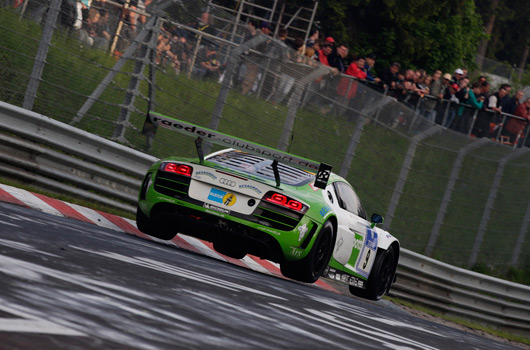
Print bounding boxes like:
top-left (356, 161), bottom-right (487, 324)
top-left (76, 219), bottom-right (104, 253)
top-left (370, 213), bottom-right (384, 228)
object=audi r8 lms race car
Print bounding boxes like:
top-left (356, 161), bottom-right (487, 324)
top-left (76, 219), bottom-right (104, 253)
top-left (136, 112), bottom-right (400, 300)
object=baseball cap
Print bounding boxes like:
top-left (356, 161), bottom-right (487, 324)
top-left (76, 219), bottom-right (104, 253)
top-left (451, 83), bottom-right (459, 90)
top-left (261, 21), bottom-right (271, 29)
top-left (443, 73), bottom-right (452, 80)
top-left (324, 37), bottom-right (335, 43)
top-left (455, 68), bottom-right (464, 75)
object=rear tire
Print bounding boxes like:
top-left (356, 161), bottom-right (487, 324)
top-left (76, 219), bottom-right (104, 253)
top-left (349, 246), bottom-right (396, 300)
top-left (136, 207), bottom-right (177, 240)
top-left (280, 221), bottom-right (335, 283)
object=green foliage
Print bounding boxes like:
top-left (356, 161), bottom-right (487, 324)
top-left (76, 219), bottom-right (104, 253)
top-left (318, 0), bottom-right (484, 73)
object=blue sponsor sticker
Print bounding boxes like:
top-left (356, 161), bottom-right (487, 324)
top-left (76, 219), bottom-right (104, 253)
top-left (365, 228), bottom-right (378, 250)
top-left (208, 188), bottom-right (226, 204)
top-left (319, 206), bottom-right (330, 217)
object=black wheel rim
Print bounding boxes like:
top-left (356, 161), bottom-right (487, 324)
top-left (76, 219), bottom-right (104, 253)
top-left (313, 229), bottom-right (332, 273)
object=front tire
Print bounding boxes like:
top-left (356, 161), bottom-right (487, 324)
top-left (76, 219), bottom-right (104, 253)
top-left (280, 221), bottom-right (335, 283)
top-left (350, 245), bottom-right (397, 300)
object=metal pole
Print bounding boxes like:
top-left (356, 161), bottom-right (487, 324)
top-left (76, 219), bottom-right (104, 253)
top-left (22, 0), bottom-right (61, 111)
top-left (383, 126), bottom-right (443, 230)
top-left (425, 138), bottom-right (490, 257)
top-left (468, 148), bottom-right (530, 268)
top-left (110, 0), bottom-right (131, 55)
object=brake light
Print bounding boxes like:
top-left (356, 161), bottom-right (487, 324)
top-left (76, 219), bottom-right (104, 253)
top-left (162, 163), bottom-right (192, 176)
top-left (264, 192), bottom-right (305, 212)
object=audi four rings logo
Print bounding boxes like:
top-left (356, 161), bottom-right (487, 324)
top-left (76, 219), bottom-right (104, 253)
top-left (219, 178), bottom-right (236, 187)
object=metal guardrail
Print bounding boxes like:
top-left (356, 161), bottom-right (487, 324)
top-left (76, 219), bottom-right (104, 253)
top-left (0, 101), bottom-right (529, 337)
top-left (0, 101), bottom-right (157, 213)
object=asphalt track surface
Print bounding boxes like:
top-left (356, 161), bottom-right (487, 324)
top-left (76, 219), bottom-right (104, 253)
top-left (0, 184), bottom-right (525, 349)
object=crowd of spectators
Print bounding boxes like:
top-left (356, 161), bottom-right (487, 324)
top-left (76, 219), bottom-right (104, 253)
top-left (7, 1), bottom-right (529, 148)
top-left (299, 31), bottom-right (530, 148)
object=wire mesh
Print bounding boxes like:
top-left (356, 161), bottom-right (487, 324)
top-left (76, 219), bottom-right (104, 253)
top-left (0, 1), bottom-right (529, 272)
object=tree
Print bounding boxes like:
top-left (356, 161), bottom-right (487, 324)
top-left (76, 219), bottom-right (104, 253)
top-left (316, 0), bottom-right (484, 73)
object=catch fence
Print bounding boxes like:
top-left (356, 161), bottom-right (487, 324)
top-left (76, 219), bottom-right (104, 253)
top-left (0, 0), bottom-right (529, 273)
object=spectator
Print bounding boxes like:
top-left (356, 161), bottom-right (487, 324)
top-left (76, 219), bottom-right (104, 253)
top-left (156, 33), bottom-right (178, 67)
top-left (306, 30), bottom-right (319, 48)
top-left (364, 54), bottom-right (381, 84)
top-left (478, 81), bottom-right (491, 102)
top-left (380, 62), bottom-right (400, 96)
top-left (502, 90), bottom-right (524, 115)
top-left (443, 83), bottom-right (461, 128)
top-left (502, 97), bottom-right (530, 146)
top-left (93, 8), bottom-right (111, 50)
top-left (337, 56), bottom-right (367, 100)
top-left (128, 0), bottom-right (151, 31)
top-left (74, 0), bottom-right (92, 31)
top-left (316, 42), bottom-right (334, 67)
top-left (78, 7), bottom-right (100, 47)
top-left (423, 70), bottom-right (443, 123)
top-left (453, 68), bottom-right (465, 84)
top-left (241, 21), bottom-right (272, 95)
top-left (169, 33), bottom-right (189, 74)
top-left (487, 86), bottom-right (509, 113)
top-left (456, 82), bottom-right (484, 133)
top-left (328, 44), bottom-right (348, 73)
top-left (192, 44), bottom-right (221, 80)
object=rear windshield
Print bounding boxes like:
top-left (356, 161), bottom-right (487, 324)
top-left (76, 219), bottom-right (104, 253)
top-left (208, 150), bottom-right (315, 186)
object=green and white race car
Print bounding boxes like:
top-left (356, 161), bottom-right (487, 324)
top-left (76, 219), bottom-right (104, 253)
top-left (136, 112), bottom-right (400, 300)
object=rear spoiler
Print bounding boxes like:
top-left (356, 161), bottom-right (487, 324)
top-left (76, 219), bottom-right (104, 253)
top-left (148, 111), bottom-right (332, 189)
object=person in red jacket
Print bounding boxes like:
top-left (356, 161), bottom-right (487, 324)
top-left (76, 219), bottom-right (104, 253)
top-left (337, 56), bottom-right (367, 99)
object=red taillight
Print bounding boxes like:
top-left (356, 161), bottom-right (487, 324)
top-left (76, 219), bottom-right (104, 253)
top-left (162, 163), bottom-right (192, 176)
top-left (264, 192), bottom-right (305, 212)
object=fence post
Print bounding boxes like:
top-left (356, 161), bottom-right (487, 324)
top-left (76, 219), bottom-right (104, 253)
top-left (277, 66), bottom-right (330, 151)
top-left (512, 194), bottom-right (530, 266)
top-left (22, 0), bottom-right (61, 111)
top-left (382, 125), bottom-right (443, 230)
top-left (112, 17), bottom-right (160, 143)
top-left (468, 148), bottom-right (530, 268)
top-left (425, 138), bottom-right (490, 257)
top-left (204, 34), bottom-right (269, 154)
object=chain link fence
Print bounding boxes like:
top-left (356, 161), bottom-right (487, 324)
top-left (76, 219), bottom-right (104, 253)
top-left (1, 0), bottom-right (529, 275)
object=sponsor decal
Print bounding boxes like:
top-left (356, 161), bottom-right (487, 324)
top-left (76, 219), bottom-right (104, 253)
top-left (149, 112), bottom-right (326, 172)
top-left (289, 247), bottom-right (302, 257)
top-left (219, 178), bottom-right (236, 187)
top-left (325, 268), bottom-right (365, 288)
top-left (157, 196), bottom-right (176, 203)
top-left (297, 224), bottom-right (308, 242)
top-left (196, 171), bottom-right (217, 180)
top-left (208, 188), bottom-right (225, 203)
top-left (365, 228), bottom-right (378, 250)
top-left (334, 236), bottom-right (344, 253)
top-left (208, 188), bottom-right (236, 207)
top-left (223, 193), bottom-right (236, 206)
top-left (352, 236), bottom-right (363, 251)
top-left (314, 163), bottom-right (332, 189)
top-left (239, 184), bottom-right (262, 194)
top-left (257, 227), bottom-right (281, 236)
top-left (203, 203), bottom-right (230, 215)
top-left (319, 206), bottom-right (330, 217)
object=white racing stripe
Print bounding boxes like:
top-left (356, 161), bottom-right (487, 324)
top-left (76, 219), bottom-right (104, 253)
top-left (1, 186), bottom-right (63, 217)
top-left (66, 203), bottom-right (122, 231)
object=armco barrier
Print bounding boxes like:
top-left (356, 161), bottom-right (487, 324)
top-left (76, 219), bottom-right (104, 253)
top-left (0, 101), bottom-right (157, 213)
top-left (0, 101), bottom-right (529, 337)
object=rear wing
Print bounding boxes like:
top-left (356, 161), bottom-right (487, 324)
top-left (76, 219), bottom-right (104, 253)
top-left (148, 111), bottom-right (332, 189)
